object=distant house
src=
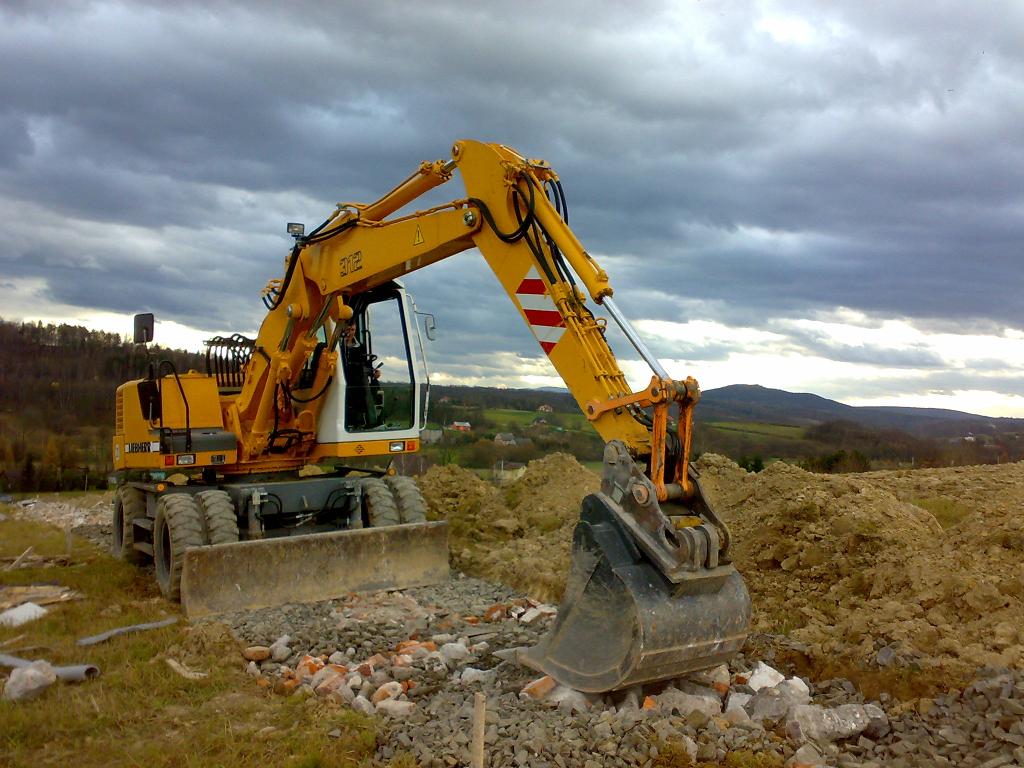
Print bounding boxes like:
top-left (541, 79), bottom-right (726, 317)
top-left (537, 404), bottom-right (554, 413)
top-left (449, 421), bottom-right (471, 432)
top-left (438, 396), bottom-right (453, 404)
top-left (494, 433), bottom-right (517, 447)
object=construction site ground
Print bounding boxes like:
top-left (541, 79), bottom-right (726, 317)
top-left (2, 453), bottom-right (1023, 768)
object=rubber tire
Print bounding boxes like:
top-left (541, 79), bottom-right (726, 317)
top-left (112, 485), bottom-right (148, 564)
top-left (194, 490), bottom-right (240, 545)
top-left (153, 494), bottom-right (205, 601)
top-left (385, 475), bottom-right (428, 524)
top-left (363, 478), bottom-right (401, 527)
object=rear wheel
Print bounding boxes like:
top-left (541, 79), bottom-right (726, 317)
top-left (194, 490), bottom-right (240, 545)
top-left (363, 478), bottom-right (400, 527)
top-left (153, 494), bottom-right (205, 601)
top-left (385, 475), bottom-right (427, 524)
top-left (112, 485), bottom-right (147, 564)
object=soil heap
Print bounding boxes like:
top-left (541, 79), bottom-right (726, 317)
top-left (693, 455), bottom-right (1024, 677)
top-left (420, 452), bottom-right (1024, 678)
top-left (418, 453), bottom-right (599, 602)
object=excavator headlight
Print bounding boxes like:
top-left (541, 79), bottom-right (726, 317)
top-left (287, 222), bottom-right (305, 238)
top-left (389, 441), bottom-right (404, 452)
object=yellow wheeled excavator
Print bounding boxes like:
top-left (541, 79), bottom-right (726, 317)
top-left (112, 139), bottom-right (751, 692)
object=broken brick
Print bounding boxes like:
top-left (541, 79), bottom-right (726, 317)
top-left (520, 675), bottom-right (557, 700)
top-left (371, 681), bottom-right (403, 703)
top-left (484, 604), bottom-right (508, 622)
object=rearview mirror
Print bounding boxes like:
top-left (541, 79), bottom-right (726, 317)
top-left (133, 313), bottom-right (154, 344)
top-left (423, 314), bottom-right (437, 341)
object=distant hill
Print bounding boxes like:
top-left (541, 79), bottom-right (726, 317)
top-left (699, 384), bottom-right (1024, 438)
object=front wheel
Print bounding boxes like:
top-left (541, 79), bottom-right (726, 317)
top-left (362, 478), bottom-right (401, 527)
top-left (385, 476), bottom-right (427, 524)
top-left (153, 494), bottom-right (205, 601)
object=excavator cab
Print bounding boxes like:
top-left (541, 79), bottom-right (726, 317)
top-left (316, 281), bottom-right (428, 446)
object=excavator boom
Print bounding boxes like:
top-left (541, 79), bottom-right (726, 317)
top-left (113, 140), bottom-right (750, 691)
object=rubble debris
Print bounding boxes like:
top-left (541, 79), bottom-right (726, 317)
top-left (2, 660), bottom-right (57, 701)
top-left (0, 602), bottom-right (48, 628)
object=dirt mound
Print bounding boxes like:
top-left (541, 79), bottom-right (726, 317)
top-left (419, 453), bottom-right (599, 601)
top-left (695, 454), bottom-right (1024, 677)
top-left (419, 450), bottom-right (1024, 676)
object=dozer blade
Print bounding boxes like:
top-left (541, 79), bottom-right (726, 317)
top-left (179, 521), bottom-right (449, 619)
top-left (522, 492), bottom-right (751, 693)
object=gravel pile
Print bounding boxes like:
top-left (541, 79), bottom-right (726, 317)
top-left (215, 576), bottom-right (1024, 768)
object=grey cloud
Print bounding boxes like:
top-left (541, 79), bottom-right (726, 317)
top-left (0, 1), bottom-right (1022, 406)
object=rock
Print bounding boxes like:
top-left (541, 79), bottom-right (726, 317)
top-left (519, 607), bottom-right (543, 623)
top-left (787, 742), bottom-right (825, 767)
top-left (2, 660), bottom-right (58, 701)
top-left (376, 698), bottom-right (415, 719)
top-left (748, 679), bottom-right (810, 723)
top-left (656, 686), bottom-right (722, 717)
top-left (440, 642), bottom-right (470, 662)
top-left (786, 703), bottom-right (872, 744)
top-left (269, 641), bottom-right (292, 663)
top-left (862, 703), bottom-right (889, 739)
top-left (328, 651), bottom-right (348, 665)
top-left (875, 645), bottom-right (896, 667)
top-left (724, 705), bottom-right (752, 726)
top-left (747, 661), bottom-right (786, 691)
top-left (242, 645), bottom-right (271, 662)
top-left (351, 695), bottom-right (375, 715)
top-left (372, 681), bottom-right (403, 703)
top-left (459, 667), bottom-right (494, 686)
top-left (520, 675), bottom-right (557, 700)
top-left (726, 691), bottom-right (752, 712)
top-left (619, 685), bottom-right (643, 710)
top-left (548, 685), bottom-right (591, 713)
top-left (246, 661), bottom-right (260, 677)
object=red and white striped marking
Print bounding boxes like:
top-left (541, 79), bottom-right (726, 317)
top-left (515, 268), bottom-right (565, 354)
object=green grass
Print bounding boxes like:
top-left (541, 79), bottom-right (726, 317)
top-left (0, 510), bottom-right (384, 768)
top-left (706, 421), bottom-right (805, 439)
top-left (912, 497), bottom-right (974, 529)
top-left (484, 408), bottom-right (594, 433)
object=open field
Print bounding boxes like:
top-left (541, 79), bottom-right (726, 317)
top-left (4, 454), bottom-right (1024, 767)
top-left (0, 512), bottom-right (379, 768)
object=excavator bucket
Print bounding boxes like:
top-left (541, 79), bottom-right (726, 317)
top-left (521, 443), bottom-right (751, 692)
top-left (179, 521), bottom-right (449, 619)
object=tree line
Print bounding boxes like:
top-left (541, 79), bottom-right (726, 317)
top-left (0, 319), bottom-right (203, 492)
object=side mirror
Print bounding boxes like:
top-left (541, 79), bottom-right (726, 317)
top-left (133, 313), bottom-right (154, 344)
top-left (423, 314), bottom-right (437, 341)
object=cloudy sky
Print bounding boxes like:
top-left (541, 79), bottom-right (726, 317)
top-left (2, 1), bottom-right (1022, 416)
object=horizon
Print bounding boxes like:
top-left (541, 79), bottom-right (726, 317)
top-left (5, 312), bottom-right (1022, 422)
